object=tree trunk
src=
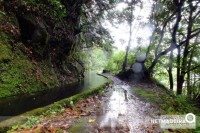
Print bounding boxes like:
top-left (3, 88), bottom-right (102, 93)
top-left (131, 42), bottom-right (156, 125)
top-left (186, 37), bottom-right (197, 98)
top-left (177, 1), bottom-right (193, 95)
top-left (168, 50), bottom-right (173, 90)
top-left (177, 45), bottom-right (181, 93)
top-left (122, 1), bottom-right (133, 71)
top-left (146, 29), bottom-right (156, 58)
top-left (155, 11), bottom-right (177, 57)
top-left (148, 1), bottom-right (184, 74)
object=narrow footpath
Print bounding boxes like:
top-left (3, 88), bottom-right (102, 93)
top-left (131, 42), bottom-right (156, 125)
top-left (68, 75), bottom-right (162, 133)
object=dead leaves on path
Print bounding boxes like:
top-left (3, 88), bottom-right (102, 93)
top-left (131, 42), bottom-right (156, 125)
top-left (14, 124), bottom-right (69, 133)
top-left (11, 95), bottom-right (99, 133)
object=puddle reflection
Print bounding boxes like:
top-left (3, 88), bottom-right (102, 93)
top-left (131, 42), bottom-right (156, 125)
top-left (100, 86), bottom-right (128, 130)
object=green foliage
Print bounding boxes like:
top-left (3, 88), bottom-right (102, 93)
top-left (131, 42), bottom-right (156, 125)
top-left (135, 88), bottom-right (161, 103)
top-left (0, 34), bottom-right (12, 62)
top-left (173, 96), bottom-right (196, 113)
top-left (134, 85), bottom-right (199, 115)
top-left (0, 47), bottom-right (43, 96)
top-left (7, 116), bottom-right (42, 132)
top-left (0, 10), bottom-right (6, 20)
top-left (7, 125), bottom-right (19, 133)
top-left (159, 95), bottom-right (198, 115)
top-left (71, 47), bottom-right (111, 72)
top-left (145, 0), bottom-right (200, 96)
top-left (88, 48), bottom-right (110, 72)
top-left (105, 51), bottom-right (135, 73)
top-left (133, 85), bottom-right (200, 133)
top-left (21, 0), bottom-right (67, 19)
top-left (43, 104), bottom-right (65, 117)
top-left (22, 116), bottom-right (42, 129)
top-left (153, 66), bottom-right (169, 88)
top-left (0, 34), bottom-right (59, 98)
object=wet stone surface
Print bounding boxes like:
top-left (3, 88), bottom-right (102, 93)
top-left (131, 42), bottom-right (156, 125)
top-left (69, 75), bottom-right (162, 133)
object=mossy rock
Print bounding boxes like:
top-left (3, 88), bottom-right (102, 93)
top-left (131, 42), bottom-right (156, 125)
top-left (0, 33), bottom-right (59, 98)
top-left (0, 89), bottom-right (12, 97)
top-left (17, 14), bottom-right (49, 59)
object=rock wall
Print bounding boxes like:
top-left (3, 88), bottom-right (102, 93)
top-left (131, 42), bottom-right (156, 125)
top-left (0, 1), bottom-right (85, 98)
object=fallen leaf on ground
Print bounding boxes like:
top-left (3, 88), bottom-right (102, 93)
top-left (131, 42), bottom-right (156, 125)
top-left (88, 119), bottom-right (96, 123)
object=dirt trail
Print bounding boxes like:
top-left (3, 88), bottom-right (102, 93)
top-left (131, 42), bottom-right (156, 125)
top-left (69, 75), bottom-right (162, 133)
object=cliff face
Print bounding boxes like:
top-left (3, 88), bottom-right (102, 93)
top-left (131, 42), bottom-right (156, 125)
top-left (0, 1), bottom-right (85, 98)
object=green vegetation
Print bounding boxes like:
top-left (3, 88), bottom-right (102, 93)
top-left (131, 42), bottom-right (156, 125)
top-left (68, 118), bottom-right (87, 133)
top-left (134, 85), bottom-right (200, 132)
top-left (0, 35), bottom-right (12, 62)
top-left (1, 77), bottom-right (111, 132)
top-left (135, 89), bottom-right (160, 104)
top-left (26, 0), bottom-right (67, 19)
top-left (105, 51), bottom-right (135, 73)
top-left (0, 0), bottom-right (114, 96)
top-left (88, 48), bottom-right (109, 72)
top-left (80, 48), bottom-right (111, 72)
top-left (0, 33), bottom-right (60, 98)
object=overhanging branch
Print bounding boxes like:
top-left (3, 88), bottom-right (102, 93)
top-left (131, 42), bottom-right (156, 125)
top-left (185, 65), bottom-right (200, 73)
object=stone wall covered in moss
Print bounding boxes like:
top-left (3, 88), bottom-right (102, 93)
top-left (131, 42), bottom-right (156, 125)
top-left (0, 1), bottom-right (85, 98)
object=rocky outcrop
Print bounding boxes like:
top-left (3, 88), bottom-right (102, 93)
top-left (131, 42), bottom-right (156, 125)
top-left (17, 14), bottom-right (49, 59)
top-left (0, 1), bottom-right (85, 97)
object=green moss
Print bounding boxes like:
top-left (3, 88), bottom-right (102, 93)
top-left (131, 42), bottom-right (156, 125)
top-left (0, 89), bottom-right (12, 97)
top-left (0, 10), bottom-right (6, 21)
top-left (68, 118), bottom-right (86, 133)
top-left (0, 42), bottom-right (38, 96)
top-left (0, 33), bottom-right (60, 98)
top-left (134, 87), bottom-right (199, 114)
top-left (134, 86), bottom-right (200, 132)
top-left (134, 88), bottom-right (163, 104)
top-left (1, 77), bottom-right (111, 132)
top-left (0, 34), bottom-right (12, 62)
top-left (36, 60), bottom-right (59, 88)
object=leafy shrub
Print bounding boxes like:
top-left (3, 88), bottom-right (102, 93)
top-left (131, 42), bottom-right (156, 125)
top-left (22, 0), bottom-right (67, 19)
top-left (105, 51), bottom-right (135, 73)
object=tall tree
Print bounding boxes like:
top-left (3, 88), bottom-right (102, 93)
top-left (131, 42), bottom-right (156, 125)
top-left (122, 0), bottom-right (134, 71)
top-left (147, 0), bottom-right (185, 73)
top-left (177, 0), bottom-right (195, 94)
top-left (145, 0), bottom-right (200, 95)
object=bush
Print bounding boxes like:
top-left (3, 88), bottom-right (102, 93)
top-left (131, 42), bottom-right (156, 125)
top-left (105, 51), bottom-right (135, 73)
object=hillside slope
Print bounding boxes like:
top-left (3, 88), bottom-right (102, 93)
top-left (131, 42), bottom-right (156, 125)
top-left (0, 1), bottom-right (85, 98)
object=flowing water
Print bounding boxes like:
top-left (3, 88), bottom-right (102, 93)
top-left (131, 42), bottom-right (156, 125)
top-left (0, 72), bottom-right (108, 117)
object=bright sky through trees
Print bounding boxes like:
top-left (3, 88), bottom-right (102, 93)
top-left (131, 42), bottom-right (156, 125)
top-left (103, 0), bottom-right (154, 51)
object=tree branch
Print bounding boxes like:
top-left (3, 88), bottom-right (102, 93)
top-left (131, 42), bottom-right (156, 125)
top-left (185, 65), bottom-right (200, 73)
top-left (155, 10), bottom-right (177, 56)
top-left (179, 29), bottom-right (200, 45)
top-left (193, 8), bottom-right (200, 20)
top-left (192, 28), bottom-right (200, 33)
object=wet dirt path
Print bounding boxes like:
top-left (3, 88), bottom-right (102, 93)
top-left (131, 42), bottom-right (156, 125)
top-left (11, 75), bottom-right (163, 133)
top-left (69, 75), bottom-right (162, 133)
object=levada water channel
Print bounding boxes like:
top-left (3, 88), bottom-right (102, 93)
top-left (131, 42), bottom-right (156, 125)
top-left (0, 72), bottom-right (108, 121)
